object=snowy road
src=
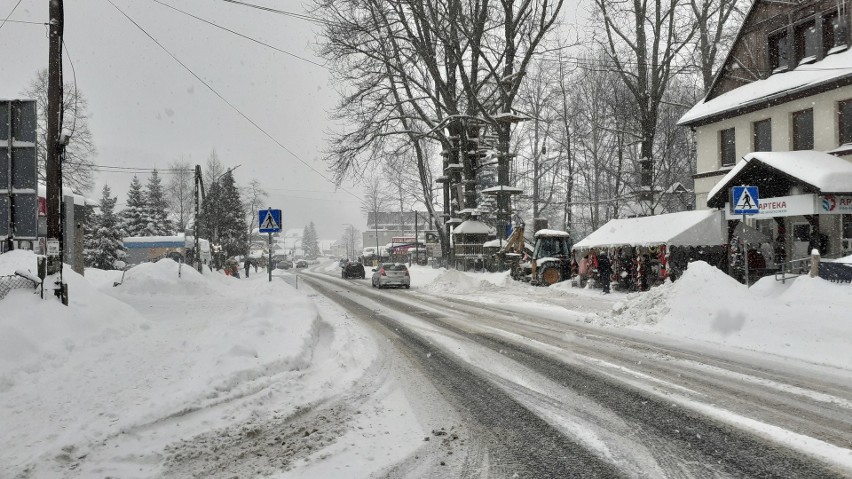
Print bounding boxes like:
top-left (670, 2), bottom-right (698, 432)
top-left (298, 265), bottom-right (852, 478)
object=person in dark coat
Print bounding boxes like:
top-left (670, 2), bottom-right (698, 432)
top-left (598, 252), bottom-right (612, 294)
top-left (244, 259), bottom-right (251, 278)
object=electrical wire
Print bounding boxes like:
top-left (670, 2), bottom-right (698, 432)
top-left (218, 0), bottom-right (330, 26)
top-left (151, 0), bottom-right (326, 69)
top-left (0, 18), bottom-right (45, 26)
top-left (0, 0), bottom-right (24, 33)
top-left (102, 0), bottom-right (360, 200)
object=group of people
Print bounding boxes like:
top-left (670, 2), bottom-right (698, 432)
top-left (574, 248), bottom-right (666, 293)
top-left (222, 258), bottom-right (258, 278)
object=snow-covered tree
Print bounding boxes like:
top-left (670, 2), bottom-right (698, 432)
top-left (302, 222), bottom-right (320, 260)
top-left (84, 185), bottom-right (126, 269)
top-left (144, 169), bottom-right (173, 236)
top-left (120, 176), bottom-right (153, 237)
top-left (199, 170), bottom-right (247, 258)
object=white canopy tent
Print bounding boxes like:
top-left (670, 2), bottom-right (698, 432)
top-left (573, 210), bottom-right (726, 250)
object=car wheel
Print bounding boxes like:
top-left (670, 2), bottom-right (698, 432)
top-left (404, 284), bottom-right (410, 289)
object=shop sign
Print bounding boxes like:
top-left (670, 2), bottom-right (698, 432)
top-left (725, 194), bottom-right (816, 219)
top-left (819, 195), bottom-right (852, 215)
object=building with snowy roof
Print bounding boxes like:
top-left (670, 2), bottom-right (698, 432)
top-left (679, 0), bottom-right (852, 261)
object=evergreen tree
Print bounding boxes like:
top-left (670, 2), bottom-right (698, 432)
top-left (303, 221), bottom-right (320, 259)
top-left (84, 185), bottom-right (126, 269)
top-left (120, 176), bottom-right (153, 236)
top-left (144, 169), bottom-right (173, 235)
top-left (199, 170), bottom-right (247, 258)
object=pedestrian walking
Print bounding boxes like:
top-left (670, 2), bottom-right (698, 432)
top-left (598, 252), bottom-right (612, 294)
top-left (244, 259), bottom-right (251, 278)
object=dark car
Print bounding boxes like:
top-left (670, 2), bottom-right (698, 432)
top-left (295, 260), bottom-right (308, 268)
top-left (342, 261), bottom-right (366, 279)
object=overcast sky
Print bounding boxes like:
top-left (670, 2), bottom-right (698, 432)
top-left (0, 0), bottom-right (367, 240)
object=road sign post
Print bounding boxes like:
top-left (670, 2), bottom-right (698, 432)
top-left (259, 208), bottom-right (282, 282)
top-left (731, 186), bottom-right (760, 286)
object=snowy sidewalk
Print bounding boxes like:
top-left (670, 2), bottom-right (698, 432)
top-left (0, 253), bottom-right (377, 477)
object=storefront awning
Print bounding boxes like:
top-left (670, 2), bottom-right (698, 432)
top-left (707, 151), bottom-right (852, 209)
top-left (572, 210), bottom-right (725, 250)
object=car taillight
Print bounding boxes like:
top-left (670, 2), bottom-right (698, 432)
top-left (380, 268), bottom-right (386, 276)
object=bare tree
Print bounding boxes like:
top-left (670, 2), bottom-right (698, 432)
top-left (22, 69), bottom-right (96, 193)
top-left (593, 0), bottom-right (697, 214)
top-left (690, 0), bottom-right (746, 91)
top-left (242, 178), bottom-right (268, 249)
top-left (361, 174), bottom-right (392, 253)
top-left (166, 158), bottom-right (194, 232)
top-left (203, 149), bottom-right (225, 188)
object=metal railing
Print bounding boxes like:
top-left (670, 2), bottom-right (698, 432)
top-left (775, 252), bottom-right (848, 284)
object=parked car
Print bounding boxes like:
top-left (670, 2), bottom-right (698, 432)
top-left (342, 261), bottom-right (366, 279)
top-left (371, 263), bottom-right (410, 289)
top-left (276, 261), bottom-right (291, 270)
top-left (295, 259), bottom-right (308, 268)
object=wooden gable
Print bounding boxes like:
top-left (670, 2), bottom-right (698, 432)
top-left (706, 0), bottom-right (852, 101)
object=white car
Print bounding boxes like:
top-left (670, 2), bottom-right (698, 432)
top-left (371, 263), bottom-right (410, 289)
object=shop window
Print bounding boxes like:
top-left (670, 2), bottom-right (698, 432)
top-left (769, 31), bottom-right (790, 70)
top-left (843, 215), bottom-right (852, 238)
top-left (753, 119), bottom-right (772, 151)
top-left (839, 99), bottom-right (852, 145)
top-left (792, 109), bottom-right (814, 150)
top-left (823, 11), bottom-right (848, 54)
top-left (795, 21), bottom-right (819, 64)
top-left (720, 128), bottom-right (736, 167)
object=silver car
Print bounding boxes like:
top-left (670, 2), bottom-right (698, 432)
top-left (371, 263), bottom-right (410, 289)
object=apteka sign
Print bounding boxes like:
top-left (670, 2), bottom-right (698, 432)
top-left (725, 194), bottom-right (817, 219)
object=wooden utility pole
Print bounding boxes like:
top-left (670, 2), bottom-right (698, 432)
top-left (46, 0), bottom-right (64, 268)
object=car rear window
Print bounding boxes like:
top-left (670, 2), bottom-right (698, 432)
top-left (386, 264), bottom-right (407, 271)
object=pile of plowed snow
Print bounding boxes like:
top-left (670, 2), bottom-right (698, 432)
top-left (418, 268), bottom-right (512, 294)
top-left (609, 261), bottom-right (852, 369)
top-left (0, 250), bottom-right (147, 380)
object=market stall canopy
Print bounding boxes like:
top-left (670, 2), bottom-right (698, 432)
top-left (733, 223), bottom-right (769, 244)
top-left (572, 210), bottom-right (725, 250)
top-left (707, 151), bottom-right (852, 208)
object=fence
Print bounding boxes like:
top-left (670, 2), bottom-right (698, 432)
top-left (0, 272), bottom-right (41, 300)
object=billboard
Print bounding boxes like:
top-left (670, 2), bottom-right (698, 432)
top-left (1, 99), bottom-right (39, 242)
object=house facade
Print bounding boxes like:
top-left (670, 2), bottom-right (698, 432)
top-left (679, 0), bottom-right (852, 260)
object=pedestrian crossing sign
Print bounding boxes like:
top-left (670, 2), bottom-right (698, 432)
top-left (259, 209), bottom-right (282, 233)
top-left (732, 186), bottom-right (759, 215)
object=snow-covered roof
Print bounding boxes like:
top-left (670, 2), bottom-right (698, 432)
top-left (453, 219), bottom-right (494, 235)
top-left (534, 229), bottom-right (570, 238)
top-left (706, 151), bottom-right (852, 204)
top-left (572, 210), bottom-right (725, 250)
top-left (483, 239), bottom-right (503, 248)
top-left (679, 49), bottom-right (852, 126)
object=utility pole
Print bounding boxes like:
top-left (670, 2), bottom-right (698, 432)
top-left (46, 0), bottom-right (64, 250)
top-left (194, 164), bottom-right (202, 273)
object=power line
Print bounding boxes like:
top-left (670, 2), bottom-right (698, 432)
top-left (0, 18), bottom-right (46, 25)
top-left (0, 0), bottom-right (24, 33)
top-left (151, 0), bottom-right (326, 69)
top-left (102, 0), bottom-right (360, 200)
top-left (219, 0), bottom-right (329, 26)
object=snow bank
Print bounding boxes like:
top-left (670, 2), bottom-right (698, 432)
top-left (418, 268), bottom-right (512, 294)
top-left (0, 251), bottom-right (327, 477)
top-left (0, 251), bottom-right (148, 383)
top-left (610, 261), bottom-right (852, 370)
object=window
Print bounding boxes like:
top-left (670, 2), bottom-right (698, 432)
top-left (823, 11), bottom-right (847, 54)
top-left (720, 128), bottom-right (736, 167)
top-left (769, 31), bottom-right (790, 70)
top-left (753, 119), bottom-right (772, 151)
top-left (795, 21), bottom-right (818, 63)
top-left (792, 109), bottom-right (814, 150)
top-left (840, 100), bottom-right (852, 145)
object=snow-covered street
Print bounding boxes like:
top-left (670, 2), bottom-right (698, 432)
top-left (2, 252), bottom-right (851, 477)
